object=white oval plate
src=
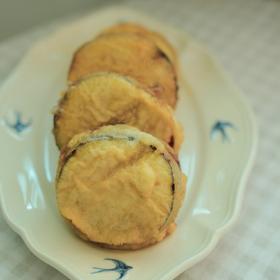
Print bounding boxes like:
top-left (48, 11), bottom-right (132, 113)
top-left (0, 6), bottom-right (257, 280)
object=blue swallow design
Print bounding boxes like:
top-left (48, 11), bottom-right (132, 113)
top-left (211, 120), bottom-right (235, 142)
top-left (92, 258), bottom-right (132, 280)
top-left (4, 112), bottom-right (32, 134)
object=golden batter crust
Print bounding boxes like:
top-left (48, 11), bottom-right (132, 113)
top-left (100, 22), bottom-right (178, 73)
top-left (56, 125), bottom-right (186, 249)
top-left (54, 72), bottom-right (183, 152)
top-left (68, 33), bottom-right (177, 108)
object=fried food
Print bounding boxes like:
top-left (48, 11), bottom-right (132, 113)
top-left (68, 33), bottom-right (177, 108)
top-left (54, 72), bottom-right (183, 152)
top-left (56, 125), bottom-right (186, 249)
top-left (100, 22), bottom-right (178, 72)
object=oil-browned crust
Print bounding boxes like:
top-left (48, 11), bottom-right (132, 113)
top-left (57, 133), bottom-right (175, 232)
top-left (69, 218), bottom-right (176, 250)
top-left (88, 223), bottom-right (176, 250)
top-left (56, 126), bottom-right (185, 250)
top-left (68, 33), bottom-right (177, 108)
top-left (100, 22), bottom-right (178, 73)
top-left (53, 72), bottom-right (183, 152)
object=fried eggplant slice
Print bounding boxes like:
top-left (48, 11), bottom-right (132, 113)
top-left (56, 125), bottom-right (186, 249)
top-left (100, 22), bottom-right (178, 72)
top-left (54, 72), bottom-right (183, 152)
top-left (68, 33), bottom-right (177, 108)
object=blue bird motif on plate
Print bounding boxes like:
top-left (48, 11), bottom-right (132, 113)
top-left (91, 258), bottom-right (133, 280)
top-left (211, 120), bottom-right (235, 142)
top-left (4, 112), bottom-right (32, 134)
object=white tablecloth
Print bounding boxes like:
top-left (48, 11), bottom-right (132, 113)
top-left (0, 0), bottom-right (280, 279)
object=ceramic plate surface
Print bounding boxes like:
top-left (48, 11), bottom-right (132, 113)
top-left (0, 6), bottom-right (257, 280)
